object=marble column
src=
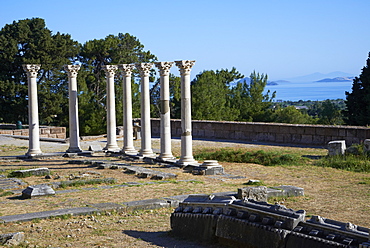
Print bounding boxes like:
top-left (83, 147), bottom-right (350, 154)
top-left (64, 64), bottom-right (82, 153)
top-left (135, 63), bottom-right (155, 157)
top-left (155, 62), bottom-right (174, 160)
top-left (175, 60), bottom-right (197, 165)
top-left (102, 65), bottom-right (120, 152)
top-left (118, 64), bottom-right (137, 155)
top-left (23, 64), bottom-right (42, 156)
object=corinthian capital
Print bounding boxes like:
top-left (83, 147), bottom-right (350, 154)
top-left (22, 64), bottom-right (41, 78)
top-left (64, 64), bottom-right (81, 78)
top-left (102, 65), bottom-right (118, 78)
top-left (135, 63), bottom-right (153, 77)
top-left (118, 64), bottom-right (135, 77)
top-left (154, 62), bottom-right (174, 76)
top-left (175, 60), bottom-right (195, 75)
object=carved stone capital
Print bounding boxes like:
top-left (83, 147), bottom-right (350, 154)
top-left (135, 63), bottom-right (153, 77)
top-left (64, 64), bottom-right (81, 78)
top-left (22, 64), bottom-right (41, 78)
top-left (175, 60), bottom-right (195, 75)
top-left (102, 65), bottom-right (118, 78)
top-left (118, 64), bottom-right (135, 77)
top-left (155, 62), bottom-right (174, 76)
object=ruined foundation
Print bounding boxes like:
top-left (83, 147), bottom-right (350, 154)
top-left (171, 194), bottom-right (369, 248)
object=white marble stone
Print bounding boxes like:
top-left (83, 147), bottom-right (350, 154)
top-left (175, 60), bottom-right (197, 165)
top-left (118, 64), bottom-right (137, 155)
top-left (64, 65), bottom-right (82, 153)
top-left (102, 65), bottom-right (120, 152)
top-left (136, 63), bottom-right (155, 157)
top-left (155, 62), bottom-right (174, 160)
top-left (328, 140), bottom-right (346, 156)
top-left (22, 64), bottom-right (42, 156)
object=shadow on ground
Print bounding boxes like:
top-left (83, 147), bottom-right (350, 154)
top-left (122, 230), bottom-right (223, 248)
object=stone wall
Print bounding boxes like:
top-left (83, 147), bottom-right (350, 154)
top-left (151, 119), bottom-right (370, 147)
top-left (0, 125), bottom-right (66, 140)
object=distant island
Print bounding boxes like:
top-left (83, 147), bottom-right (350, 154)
top-left (316, 77), bottom-right (354, 82)
top-left (237, 77), bottom-right (281, 86)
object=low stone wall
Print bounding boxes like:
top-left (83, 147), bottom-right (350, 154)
top-left (151, 119), bottom-right (370, 147)
top-left (0, 125), bottom-right (66, 140)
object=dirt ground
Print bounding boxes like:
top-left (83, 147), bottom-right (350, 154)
top-left (0, 136), bottom-right (369, 247)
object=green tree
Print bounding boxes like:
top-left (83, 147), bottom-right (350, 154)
top-left (191, 68), bottom-right (243, 120)
top-left (0, 18), bottom-right (79, 125)
top-left (344, 52), bottom-right (370, 126)
top-left (78, 33), bottom-right (157, 135)
top-left (271, 106), bottom-right (316, 124)
top-left (235, 71), bottom-right (276, 121)
top-left (316, 100), bottom-right (343, 125)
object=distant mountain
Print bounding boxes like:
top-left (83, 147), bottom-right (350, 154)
top-left (316, 77), bottom-right (355, 82)
top-left (283, 71), bottom-right (355, 82)
top-left (232, 77), bottom-right (279, 87)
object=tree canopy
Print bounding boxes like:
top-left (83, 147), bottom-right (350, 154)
top-left (0, 18), bottom-right (79, 125)
top-left (344, 53), bottom-right (370, 126)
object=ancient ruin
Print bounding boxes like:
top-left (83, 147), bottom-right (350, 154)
top-left (0, 62), bottom-right (367, 247)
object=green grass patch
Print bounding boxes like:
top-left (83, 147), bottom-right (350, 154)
top-left (0, 191), bottom-right (14, 197)
top-left (315, 154), bottom-right (370, 172)
top-left (194, 148), bottom-right (304, 166)
top-left (58, 178), bottom-right (117, 189)
top-left (0, 145), bottom-right (28, 152)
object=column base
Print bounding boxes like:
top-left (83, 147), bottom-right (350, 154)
top-left (66, 147), bottom-right (82, 153)
top-left (177, 156), bottom-right (198, 166)
top-left (26, 149), bottom-right (43, 157)
top-left (157, 153), bottom-right (175, 161)
top-left (104, 144), bottom-right (121, 152)
top-left (122, 147), bottom-right (138, 155)
top-left (139, 149), bottom-right (155, 157)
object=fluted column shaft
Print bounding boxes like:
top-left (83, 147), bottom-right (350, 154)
top-left (23, 64), bottom-right (42, 156)
top-left (102, 65), bottom-right (120, 152)
top-left (118, 64), bottom-right (137, 155)
top-left (155, 62), bottom-right (174, 160)
top-left (175, 60), bottom-right (197, 165)
top-left (64, 65), bottom-right (82, 153)
top-left (136, 63), bottom-right (154, 157)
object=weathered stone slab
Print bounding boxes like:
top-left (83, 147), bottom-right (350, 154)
top-left (328, 140), bottom-right (346, 156)
top-left (0, 207), bottom-right (99, 223)
top-left (89, 202), bottom-right (125, 212)
top-left (122, 198), bottom-right (170, 211)
top-left (122, 165), bottom-right (177, 180)
top-left (192, 161), bottom-right (224, 175)
top-left (0, 232), bottom-right (25, 246)
top-left (288, 215), bottom-right (369, 248)
top-left (238, 186), bottom-right (267, 202)
top-left (9, 168), bottom-right (50, 178)
top-left (22, 185), bottom-right (55, 198)
top-left (0, 178), bottom-right (27, 190)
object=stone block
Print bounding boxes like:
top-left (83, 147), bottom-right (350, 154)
top-left (192, 160), bottom-right (224, 176)
top-left (0, 232), bottom-right (25, 246)
top-left (237, 186), bottom-right (267, 202)
top-left (0, 207), bottom-right (99, 223)
top-left (288, 215), bottom-right (369, 248)
top-left (10, 168), bottom-right (50, 178)
top-left (327, 140), bottom-right (346, 156)
top-left (122, 198), bottom-right (170, 211)
top-left (216, 215), bottom-right (290, 248)
top-left (301, 135), bottom-right (313, 144)
top-left (22, 185), bottom-right (55, 198)
top-left (171, 213), bottom-right (218, 242)
top-left (364, 139), bottom-right (370, 152)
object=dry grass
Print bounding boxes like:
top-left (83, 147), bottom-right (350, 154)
top-left (0, 138), bottom-right (369, 247)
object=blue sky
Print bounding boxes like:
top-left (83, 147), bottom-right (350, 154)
top-left (1, 0), bottom-right (370, 80)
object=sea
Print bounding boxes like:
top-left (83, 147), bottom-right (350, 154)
top-left (264, 81), bottom-right (353, 101)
